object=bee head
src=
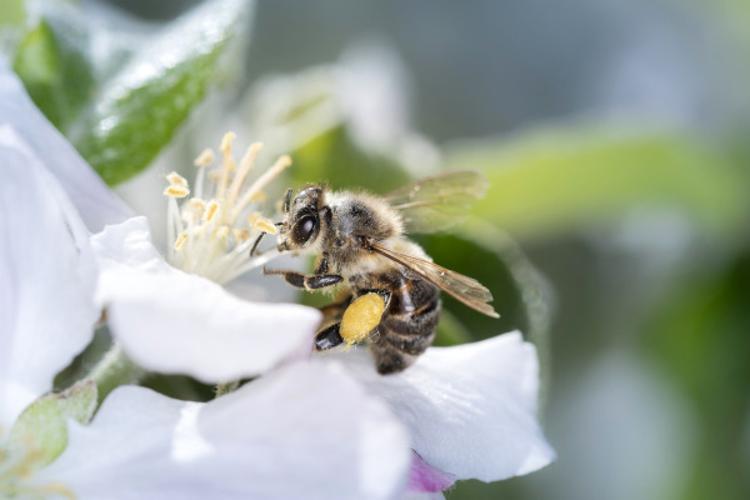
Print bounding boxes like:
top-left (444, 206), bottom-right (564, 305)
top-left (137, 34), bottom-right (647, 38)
top-left (278, 185), bottom-right (325, 251)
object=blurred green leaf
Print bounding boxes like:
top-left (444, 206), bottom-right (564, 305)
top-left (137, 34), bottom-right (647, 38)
top-left (0, 0), bottom-right (25, 27)
top-left (434, 308), bottom-right (473, 346)
top-left (9, 380), bottom-right (97, 467)
top-left (74, 0), bottom-right (246, 185)
top-left (644, 251), bottom-right (750, 500)
top-left (13, 18), bottom-right (94, 131)
top-left (448, 127), bottom-right (748, 239)
top-left (291, 125), bottom-right (410, 192)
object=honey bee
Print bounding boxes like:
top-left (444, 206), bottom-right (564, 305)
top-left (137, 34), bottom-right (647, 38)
top-left (260, 171), bottom-right (499, 374)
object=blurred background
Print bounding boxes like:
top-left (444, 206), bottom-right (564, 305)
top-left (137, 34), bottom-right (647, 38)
top-left (4, 0), bottom-right (750, 499)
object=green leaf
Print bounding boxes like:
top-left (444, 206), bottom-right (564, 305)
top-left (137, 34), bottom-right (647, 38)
top-left (71, 0), bottom-right (248, 185)
top-left (8, 380), bottom-right (97, 467)
top-left (12, 18), bottom-right (94, 131)
top-left (447, 126), bottom-right (748, 239)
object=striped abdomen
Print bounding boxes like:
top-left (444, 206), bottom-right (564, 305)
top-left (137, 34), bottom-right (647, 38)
top-left (359, 269), bottom-right (440, 374)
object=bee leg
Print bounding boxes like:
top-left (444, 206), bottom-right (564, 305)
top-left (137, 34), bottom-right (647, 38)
top-left (314, 253), bottom-right (331, 274)
top-left (314, 322), bottom-right (344, 351)
top-left (319, 297), bottom-right (352, 323)
top-left (357, 289), bottom-right (392, 308)
top-left (263, 267), bottom-right (343, 290)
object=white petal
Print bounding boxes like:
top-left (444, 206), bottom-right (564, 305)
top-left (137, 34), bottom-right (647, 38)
top-left (0, 59), bottom-right (132, 232)
top-left (42, 361), bottom-right (410, 500)
top-left (92, 217), bottom-right (322, 382)
top-left (0, 126), bottom-right (98, 428)
top-left (328, 331), bottom-right (556, 482)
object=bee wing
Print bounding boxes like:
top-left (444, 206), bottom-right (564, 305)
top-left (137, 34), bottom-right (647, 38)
top-left (385, 171), bottom-right (489, 233)
top-left (371, 242), bottom-right (500, 318)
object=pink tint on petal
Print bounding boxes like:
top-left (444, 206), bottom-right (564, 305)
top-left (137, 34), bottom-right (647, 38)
top-left (408, 452), bottom-right (456, 493)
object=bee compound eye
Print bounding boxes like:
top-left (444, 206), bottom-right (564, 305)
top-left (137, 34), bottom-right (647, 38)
top-left (293, 215), bottom-right (318, 244)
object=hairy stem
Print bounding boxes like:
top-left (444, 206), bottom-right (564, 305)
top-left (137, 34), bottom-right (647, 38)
top-left (86, 344), bottom-right (145, 403)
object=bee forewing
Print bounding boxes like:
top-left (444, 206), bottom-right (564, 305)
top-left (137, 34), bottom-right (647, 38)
top-left (371, 242), bottom-right (500, 318)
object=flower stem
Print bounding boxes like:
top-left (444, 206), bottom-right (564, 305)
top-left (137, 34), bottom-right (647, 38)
top-left (86, 344), bottom-right (145, 403)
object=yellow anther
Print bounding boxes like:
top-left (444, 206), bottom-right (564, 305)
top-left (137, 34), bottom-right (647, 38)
top-left (166, 171), bottom-right (188, 186)
top-left (340, 293), bottom-right (386, 344)
top-left (253, 216), bottom-right (278, 235)
top-left (163, 185), bottom-right (190, 198)
top-left (174, 232), bottom-right (188, 251)
top-left (247, 212), bottom-right (260, 226)
top-left (204, 200), bottom-right (220, 222)
top-left (189, 198), bottom-right (206, 213)
top-left (233, 228), bottom-right (250, 241)
top-left (220, 131), bottom-right (236, 155)
top-left (194, 148), bottom-right (215, 168)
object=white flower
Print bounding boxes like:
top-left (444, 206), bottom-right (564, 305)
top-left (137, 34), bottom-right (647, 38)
top-left (0, 97), bottom-right (411, 498)
top-left (0, 57), bottom-right (555, 497)
top-left (0, 60), bottom-right (322, 384)
top-left (330, 331), bottom-right (555, 494)
top-left (34, 364), bottom-right (410, 500)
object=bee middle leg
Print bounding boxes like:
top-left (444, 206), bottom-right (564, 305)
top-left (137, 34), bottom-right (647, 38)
top-left (263, 267), bottom-right (343, 290)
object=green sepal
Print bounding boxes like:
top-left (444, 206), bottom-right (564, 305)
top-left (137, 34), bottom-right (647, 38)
top-left (8, 380), bottom-right (98, 467)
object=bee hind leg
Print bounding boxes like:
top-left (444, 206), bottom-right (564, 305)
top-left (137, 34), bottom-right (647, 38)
top-left (314, 323), bottom-right (344, 351)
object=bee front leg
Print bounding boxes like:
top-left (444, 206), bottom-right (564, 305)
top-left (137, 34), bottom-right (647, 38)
top-left (263, 267), bottom-right (343, 290)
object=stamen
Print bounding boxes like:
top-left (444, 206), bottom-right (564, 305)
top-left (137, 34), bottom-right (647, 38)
top-left (217, 131), bottom-right (237, 200)
top-left (233, 228), bottom-right (250, 241)
top-left (194, 148), bottom-right (215, 168)
top-left (215, 225), bottom-right (230, 241)
top-left (227, 142), bottom-right (263, 207)
top-left (204, 200), bottom-right (220, 223)
top-left (166, 171), bottom-right (188, 186)
top-left (174, 232), bottom-right (188, 251)
top-left (232, 154), bottom-right (292, 221)
top-left (164, 185), bottom-right (190, 198)
top-left (164, 132), bottom-right (293, 284)
top-left (253, 216), bottom-right (279, 235)
top-left (250, 191), bottom-right (267, 203)
top-left (188, 198), bottom-right (206, 218)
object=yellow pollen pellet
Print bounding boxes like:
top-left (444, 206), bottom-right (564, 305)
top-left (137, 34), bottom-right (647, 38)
top-left (166, 171), bottom-right (188, 186)
top-left (163, 185), bottom-right (190, 198)
top-left (194, 148), bottom-right (215, 168)
top-left (204, 200), bottom-right (220, 222)
top-left (253, 216), bottom-right (278, 235)
top-left (340, 293), bottom-right (386, 345)
top-left (174, 232), bottom-right (188, 251)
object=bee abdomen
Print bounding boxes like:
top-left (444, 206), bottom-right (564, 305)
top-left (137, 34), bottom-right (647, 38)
top-left (371, 295), bottom-right (440, 374)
